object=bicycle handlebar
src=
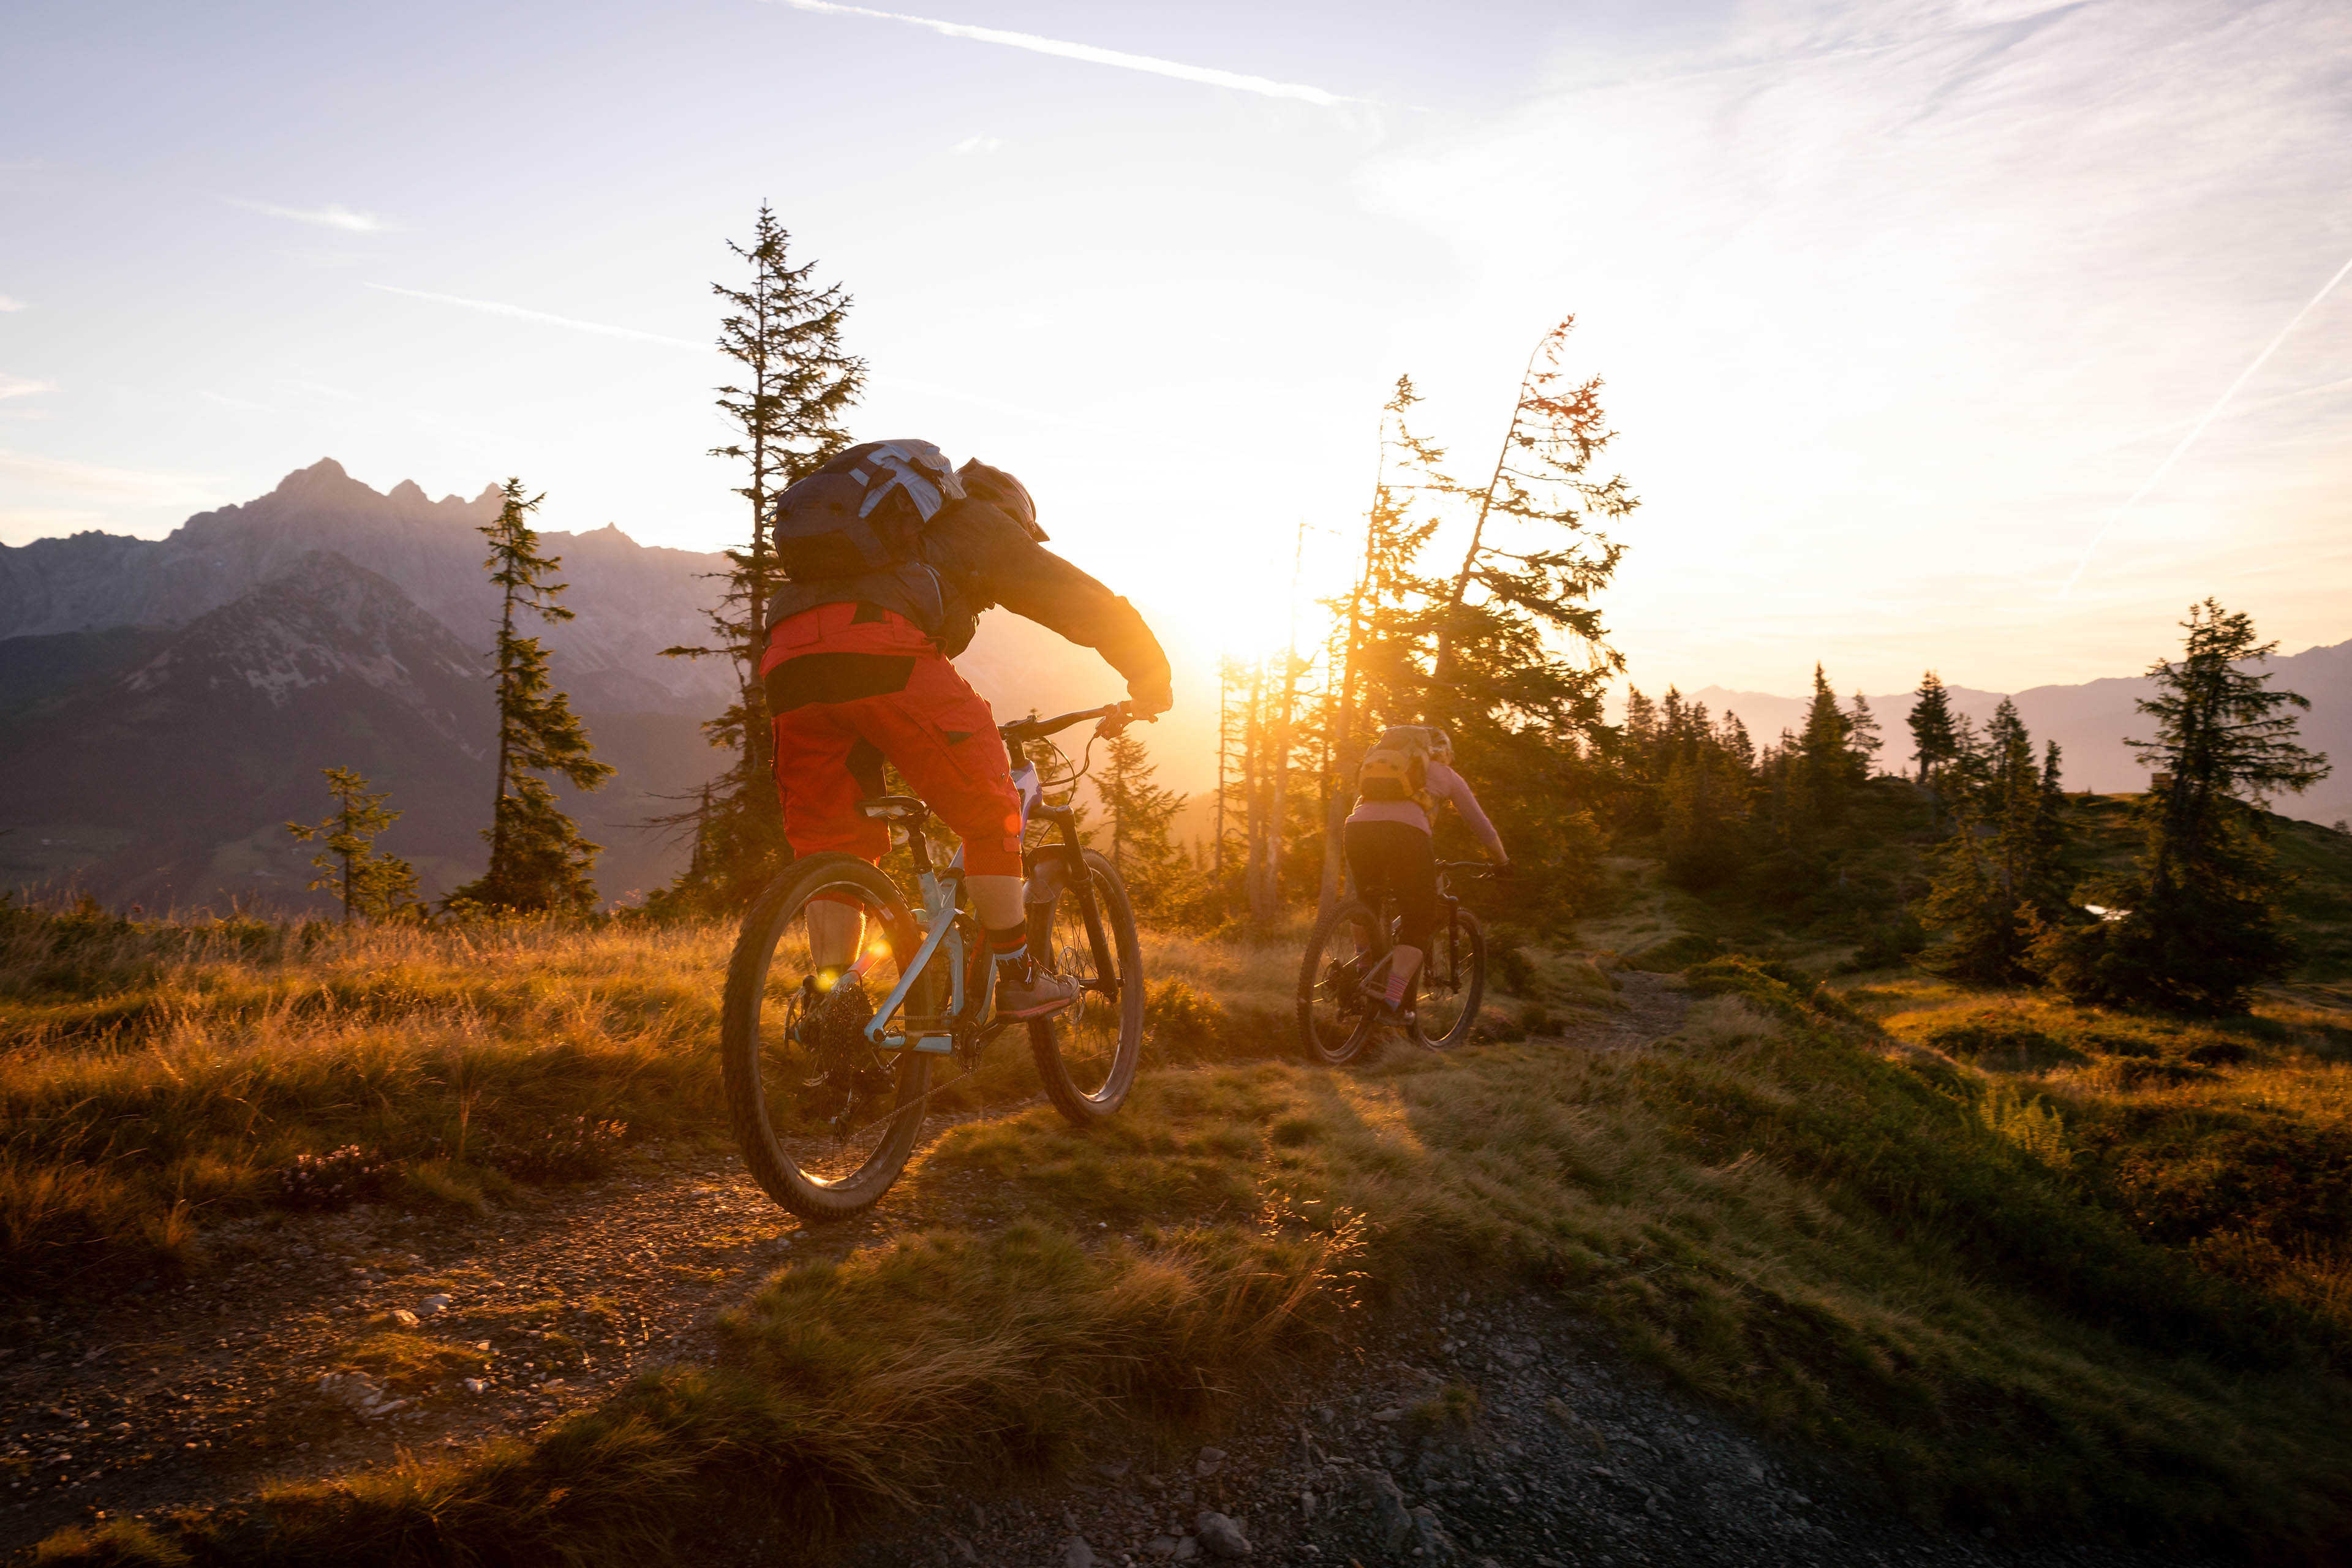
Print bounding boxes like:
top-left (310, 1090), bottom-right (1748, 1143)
top-left (1000, 702), bottom-right (1151, 747)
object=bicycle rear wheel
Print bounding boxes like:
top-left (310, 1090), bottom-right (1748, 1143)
top-left (1028, 848), bottom-right (1145, 1125)
top-left (1297, 900), bottom-right (1385, 1066)
top-left (722, 853), bottom-right (932, 1221)
top-left (1412, 905), bottom-right (1487, 1050)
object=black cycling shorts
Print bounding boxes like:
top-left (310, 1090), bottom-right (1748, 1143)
top-left (1344, 819), bottom-right (1436, 952)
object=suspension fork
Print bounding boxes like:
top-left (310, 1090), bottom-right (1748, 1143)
top-left (1035, 802), bottom-right (1118, 998)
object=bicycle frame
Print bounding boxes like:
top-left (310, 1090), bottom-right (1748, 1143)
top-left (858, 736), bottom-right (1115, 1055)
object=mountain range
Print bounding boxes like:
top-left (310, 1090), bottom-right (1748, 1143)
top-left (0, 459), bottom-right (1147, 911)
top-left (3, 459), bottom-right (2342, 910)
top-left (1681, 639), bottom-right (2352, 829)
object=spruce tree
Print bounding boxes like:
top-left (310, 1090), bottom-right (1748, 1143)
top-left (1796, 664), bottom-right (1858, 827)
top-left (658, 205), bottom-right (864, 913)
top-left (1096, 729), bottom-right (1199, 921)
top-left (287, 767), bottom-right (421, 923)
top-left (447, 480), bottom-right (613, 914)
top-left (1847, 691), bottom-right (1883, 775)
top-left (2034, 600), bottom-right (2329, 1012)
top-left (1920, 699), bottom-right (2070, 984)
top-left (1907, 671), bottom-right (1959, 787)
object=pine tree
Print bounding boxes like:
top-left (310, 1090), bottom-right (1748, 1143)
top-left (448, 480), bottom-right (613, 914)
top-left (657, 205), bottom-right (864, 913)
top-left (1096, 729), bottom-right (1199, 921)
top-left (2034, 600), bottom-right (2330, 1012)
top-left (1920, 699), bottom-right (2070, 984)
top-left (1795, 664), bottom-right (1858, 827)
top-left (287, 767), bottom-right (421, 923)
top-left (1907, 671), bottom-right (1959, 787)
top-left (1847, 691), bottom-right (1883, 775)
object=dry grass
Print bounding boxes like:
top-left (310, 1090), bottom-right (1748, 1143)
top-left (0, 908), bottom-right (1294, 1298)
top-left (22, 916), bottom-right (2352, 1561)
top-left (1855, 976), bottom-right (2352, 1332)
top-left (1, 916), bottom-right (731, 1295)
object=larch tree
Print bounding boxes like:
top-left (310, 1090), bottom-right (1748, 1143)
top-left (2034, 600), bottom-right (2329, 1013)
top-left (449, 480), bottom-right (612, 914)
top-left (1314, 341), bottom-right (1635, 930)
top-left (659, 204), bottom-right (864, 913)
top-left (1427, 316), bottom-right (1635, 695)
top-left (287, 767), bottom-right (421, 924)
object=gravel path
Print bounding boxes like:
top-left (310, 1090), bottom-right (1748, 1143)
top-left (0, 1106), bottom-right (1017, 1556)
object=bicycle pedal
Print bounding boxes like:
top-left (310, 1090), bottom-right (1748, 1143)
top-left (910, 1033), bottom-right (954, 1055)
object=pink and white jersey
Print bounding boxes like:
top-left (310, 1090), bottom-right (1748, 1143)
top-left (1345, 760), bottom-right (1505, 860)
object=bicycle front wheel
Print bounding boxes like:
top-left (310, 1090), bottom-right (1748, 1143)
top-left (1412, 905), bottom-right (1487, 1051)
top-left (1029, 848), bottom-right (1145, 1125)
top-left (722, 853), bottom-right (932, 1222)
top-left (1297, 900), bottom-right (1385, 1066)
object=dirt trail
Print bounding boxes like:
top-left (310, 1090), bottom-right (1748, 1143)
top-left (0, 973), bottom-right (1685, 1559)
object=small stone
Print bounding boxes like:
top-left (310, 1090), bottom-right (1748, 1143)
top-left (1194, 1446), bottom-right (1226, 1478)
top-left (1359, 1469), bottom-right (1414, 1551)
top-left (462, 1379), bottom-right (486, 1394)
top-left (1064, 1536), bottom-right (1096, 1568)
top-left (1143, 1539), bottom-right (1179, 1561)
top-left (1171, 1537), bottom-right (1200, 1563)
top-left (1372, 1408), bottom-right (1404, 1422)
top-left (389, 1309), bottom-right (420, 1328)
top-left (945, 1532), bottom-right (979, 1564)
top-left (1193, 1510), bottom-right (1251, 1558)
top-left (417, 1295), bottom-right (451, 1316)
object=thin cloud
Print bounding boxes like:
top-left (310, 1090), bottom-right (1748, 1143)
top-left (769, 0), bottom-right (1363, 107)
top-left (952, 134), bottom-right (1003, 154)
top-left (367, 283), bottom-right (705, 348)
top-left (0, 448), bottom-right (217, 499)
top-left (0, 372), bottom-right (55, 399)
top-left (0, 295), bottom-right (26, 312)
top-left (368, 282), bottom-right (1237, 455)
top-left (229, 198), bottom-right (392, 233)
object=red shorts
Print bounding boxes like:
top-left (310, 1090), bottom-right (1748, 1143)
top-left (762, 603), bottom-right (1024, 876)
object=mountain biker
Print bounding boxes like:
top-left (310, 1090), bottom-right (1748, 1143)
top-left (760, 440), bottom-right (1173, 1020)
top-left (1344, 726), bottom-right (1507, 1019)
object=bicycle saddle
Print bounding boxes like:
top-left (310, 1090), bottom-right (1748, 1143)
top-left (855, 796), bottom-right (928, 823)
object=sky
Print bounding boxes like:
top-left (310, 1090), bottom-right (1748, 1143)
top-left (3, 0), bottom-right (2350, 710)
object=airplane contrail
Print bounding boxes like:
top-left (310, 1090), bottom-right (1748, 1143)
top-left (766, 0), bottom-right (1363, 106)
top-left (2062, 247), bottom-right (2352, 598)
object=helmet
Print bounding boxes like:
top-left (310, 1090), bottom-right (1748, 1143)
top-left (957, 458), bottom-right (1046, 541)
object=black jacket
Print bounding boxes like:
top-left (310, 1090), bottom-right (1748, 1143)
top-left (765, 496), bottom-right (1172, 707)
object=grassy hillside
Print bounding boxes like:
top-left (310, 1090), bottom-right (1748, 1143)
top-left (12, 866), bottom-right (2352, 1561)
top-left (1586, 777), bottom-right (2352, 984)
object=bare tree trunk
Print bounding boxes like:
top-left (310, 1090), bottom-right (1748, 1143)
top-left (1262, 652), bottom-right (1300, 916)
top-left (1243, 657), bottom-right (1272, 923)
top-left (1257, 526), bottom-right (1305, 918)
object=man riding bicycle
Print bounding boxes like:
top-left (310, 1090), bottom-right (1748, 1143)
top-left (761, 439), bottom-right (1173, 1021)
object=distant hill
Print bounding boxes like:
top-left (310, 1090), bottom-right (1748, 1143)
top-left (0, 459), bottom-right (1169, 910)
top-left (1683, 638), bottom-right (2352, 829)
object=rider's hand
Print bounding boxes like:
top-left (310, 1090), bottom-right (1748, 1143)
top-left (1126, 679), bottom-right (1172, 720)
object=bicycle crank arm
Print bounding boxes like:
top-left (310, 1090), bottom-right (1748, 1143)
top-left (872, 1030), bottom-right (957, 1054)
